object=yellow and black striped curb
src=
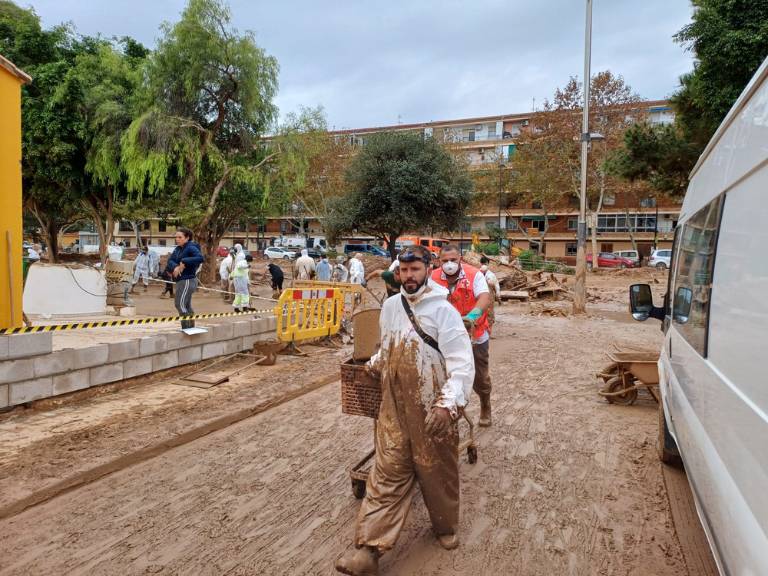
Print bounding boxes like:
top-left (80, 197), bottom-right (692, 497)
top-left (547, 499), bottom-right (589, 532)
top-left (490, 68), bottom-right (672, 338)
top-left (0, 309), bottom-right (275, 335)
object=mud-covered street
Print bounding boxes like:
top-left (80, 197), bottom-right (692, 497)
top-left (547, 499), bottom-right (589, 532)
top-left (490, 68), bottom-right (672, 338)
top-left (0, 272), bottom-right (711, 575)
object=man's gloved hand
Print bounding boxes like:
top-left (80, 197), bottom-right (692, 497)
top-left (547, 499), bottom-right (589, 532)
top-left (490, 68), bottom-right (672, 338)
top-left (424, 406), bottom-right (453, 436)
top-left (463, 307), bottom-right (483, 322)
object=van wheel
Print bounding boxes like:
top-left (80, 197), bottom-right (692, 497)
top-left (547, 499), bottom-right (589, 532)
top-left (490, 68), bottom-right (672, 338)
top-left (655, 262), bottom-right (666, 270)
top-left (658, 400), bottom-right (682, 467)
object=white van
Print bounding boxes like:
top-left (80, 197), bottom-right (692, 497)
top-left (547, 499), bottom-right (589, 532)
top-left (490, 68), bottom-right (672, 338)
top-left (629, 57), bottom-right (768, 575)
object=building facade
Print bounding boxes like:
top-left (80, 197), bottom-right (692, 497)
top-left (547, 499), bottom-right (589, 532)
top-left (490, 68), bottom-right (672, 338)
top-left (109, 101), bottom-right (679, 259)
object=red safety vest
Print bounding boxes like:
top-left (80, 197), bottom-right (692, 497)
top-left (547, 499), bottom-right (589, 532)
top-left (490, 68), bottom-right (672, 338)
top-left (431, 264), bottom-right (489, 340)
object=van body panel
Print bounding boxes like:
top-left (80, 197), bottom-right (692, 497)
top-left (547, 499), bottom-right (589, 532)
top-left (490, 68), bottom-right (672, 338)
top-left (662, 55), bottom-right (768, 576)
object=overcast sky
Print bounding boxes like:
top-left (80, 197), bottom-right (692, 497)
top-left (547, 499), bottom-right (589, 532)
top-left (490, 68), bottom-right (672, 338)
top-left (29, 0), bottom-right (694, 129)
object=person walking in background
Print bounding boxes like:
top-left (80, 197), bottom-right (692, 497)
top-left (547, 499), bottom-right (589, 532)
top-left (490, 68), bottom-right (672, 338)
top-left (27, 244), bottom-right (40, 262)
top-left (170, 228), bottom-right (204, 330)
top-left (219, 249), bottom-right (234, 301)
top-left (148, 248), bottom-right (160, 279)
top-left (231, 254), bottom-right (253, 312)
top-left (295, 248), bottom-right (316, 280)
top-left (316, 255), bottom-right (332, 281)
top-left (479, 256), bottom-right (501, 334)
top-left (132, 246), bottom-right (151, 293)
top-left (349, 253), bottom-right (365, 284)
top-left (267, 262), bottom-right (284, 296)
top-left (160, 258), bottom-right (175, 299)
top-left (432, 244), bottom-right (493, 427)
top-left (332, 255), bottom-right (349, 283)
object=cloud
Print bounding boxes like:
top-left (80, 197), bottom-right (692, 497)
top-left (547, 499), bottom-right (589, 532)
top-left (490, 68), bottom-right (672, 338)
top-left (31, 0), bottom-right (694, 128)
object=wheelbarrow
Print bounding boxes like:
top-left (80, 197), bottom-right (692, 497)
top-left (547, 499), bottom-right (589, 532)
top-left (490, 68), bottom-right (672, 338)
top-left (596, 349), bottom-right (660, 405)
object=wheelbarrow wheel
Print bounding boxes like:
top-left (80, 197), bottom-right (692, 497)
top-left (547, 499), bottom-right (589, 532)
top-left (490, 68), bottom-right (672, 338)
top-left (351, 479), bottom-right (367, 499)
top-left (603, 375), bottom-right (639, 405)
top-left (467, 445), bottom-right (478, 464)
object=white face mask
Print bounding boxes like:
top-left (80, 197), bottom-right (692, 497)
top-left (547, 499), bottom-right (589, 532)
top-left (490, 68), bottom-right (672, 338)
top-left (442, 261), bottom-right (459, 275)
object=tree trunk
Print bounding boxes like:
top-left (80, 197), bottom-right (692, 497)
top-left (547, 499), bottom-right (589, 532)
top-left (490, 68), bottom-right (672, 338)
top-left (44, 219), bottom-right (59, 264)
top-left (625, 208), bottom-right (637, 251)
top-left (387, 233), bottom-right (399, 261)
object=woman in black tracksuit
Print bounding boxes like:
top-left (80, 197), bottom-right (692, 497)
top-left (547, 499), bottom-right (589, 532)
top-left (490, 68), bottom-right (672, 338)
top-left (169, 227), bottom-right (204, 329)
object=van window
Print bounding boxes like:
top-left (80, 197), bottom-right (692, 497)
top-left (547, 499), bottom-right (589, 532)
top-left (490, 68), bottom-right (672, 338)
top-left (672, 196), bottom-right (723, 356)
top-left (420, 240), bottom-right (429, 246)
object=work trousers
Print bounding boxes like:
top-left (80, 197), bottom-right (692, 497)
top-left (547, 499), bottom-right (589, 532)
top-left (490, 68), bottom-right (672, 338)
top-left (175, 277), bottom-right (197, 329)
top-left (472, 340), bottom-right (491, 396)
top-left (355, 366), bottom-right (459, 552)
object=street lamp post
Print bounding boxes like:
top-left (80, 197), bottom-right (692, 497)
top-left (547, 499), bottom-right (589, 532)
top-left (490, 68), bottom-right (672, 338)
top-left (573, 0), bottom-right (593, 314)
top-left (498, 159), bottom-right (505, 232)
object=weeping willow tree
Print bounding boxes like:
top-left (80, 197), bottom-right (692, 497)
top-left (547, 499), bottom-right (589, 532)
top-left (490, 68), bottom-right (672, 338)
top-left (120, 0), bottom-right (282, 280)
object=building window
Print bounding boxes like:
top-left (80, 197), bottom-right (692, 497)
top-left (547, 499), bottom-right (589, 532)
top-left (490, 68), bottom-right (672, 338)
top-left (640, 197), bottom-right (657, 208)
top-left (672, 196), bottom-right (723, 356)
top-left (487, 124), bottom-right (496, 138)
top-left (123, 239), bottom-right (131, 247)
top-left (567, 218), bottom-right (577, 230)
top-left (159, 221), bottom-right (167, 232)
top-left (566, 242), bottom-right (577, 256)
top-left (603, 193), bottom-right (616, 206)
top-left (506, 218), bottom-right (519, 230)
top-left (531, 201), bottom-right (542, 209)
top-left (119, 220), bottom-right (132, 232)
top-left (158, 239), bottom-right (167, 247)
top-left (467, 130), bottom-right (475, 142)
top-left (143, 221), bottom-right (150, 231)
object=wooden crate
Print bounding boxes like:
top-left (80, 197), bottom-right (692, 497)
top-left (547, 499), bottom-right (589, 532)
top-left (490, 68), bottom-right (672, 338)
top-left (341, 358), bottom-right (381, 419)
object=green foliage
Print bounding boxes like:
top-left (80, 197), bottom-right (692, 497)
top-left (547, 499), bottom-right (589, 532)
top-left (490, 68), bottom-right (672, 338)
top-left (606, 123), bottom-right (697, 198)
top-left (613, 0), bottom-right (768, 195)
top-left (327, 131), bottom-right (473, 257)
top-left (674, 0), bottom-right (768, 144)
top-left (476, 242), bottom-right (500, 256)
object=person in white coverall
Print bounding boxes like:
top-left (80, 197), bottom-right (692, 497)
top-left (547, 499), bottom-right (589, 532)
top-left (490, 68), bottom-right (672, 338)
top-left (294, 248), bottom-right (316, 280)
top-left (219, 250), bottom-right (234, 301)
top-left (233, 243), bottom-right (246, 264)
top-left (348, 253), bottom-right (365, 284)
top-left (332, 256), bottom-right (349, 283)
top-left (132, 247), bottom-right (151, 292)
top-left (148, 249), bottom-right (160, 277)
top-left (335, 245), bottom-right (474, 576)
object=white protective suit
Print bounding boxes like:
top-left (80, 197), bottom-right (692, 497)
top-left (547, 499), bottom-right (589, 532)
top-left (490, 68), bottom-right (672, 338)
top-left (148, 250), bottom-right (160, 277)
top-left (349, 255), bottom-right (365, 285)
top-left (233, 244), bottom-right (246, 264)
top-left (294, 249), bottom-right (316, 280)
top-left (354, 279), bottom-right (475, 552)
top-left (480, 265), bottom-right (500, 296)
top-left (219, 253), bottom-right (234, 281)
top-left (133, 252), bottom-right (151, 286)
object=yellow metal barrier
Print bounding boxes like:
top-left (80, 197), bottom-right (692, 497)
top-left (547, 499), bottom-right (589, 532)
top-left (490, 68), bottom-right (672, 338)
top-left (292, 280), bottom-right (362, 295)
top-left (274, 288), bottom-right (344, 343)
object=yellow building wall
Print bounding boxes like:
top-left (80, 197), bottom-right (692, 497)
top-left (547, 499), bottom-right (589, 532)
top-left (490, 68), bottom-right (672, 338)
top-left (0, 68), bottom-right (24, 329)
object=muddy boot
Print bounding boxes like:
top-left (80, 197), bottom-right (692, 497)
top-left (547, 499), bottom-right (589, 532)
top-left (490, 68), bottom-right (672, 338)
top-left (437, 533), bottom-right (459, 550)
top-left (479, 393), bottom-right (492, 427)
top-left (335, 546), bottom-right (379, 576)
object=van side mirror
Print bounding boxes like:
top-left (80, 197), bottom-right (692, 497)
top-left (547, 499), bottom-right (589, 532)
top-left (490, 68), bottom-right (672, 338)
top-left (629, 284), bottom-right (655, 321)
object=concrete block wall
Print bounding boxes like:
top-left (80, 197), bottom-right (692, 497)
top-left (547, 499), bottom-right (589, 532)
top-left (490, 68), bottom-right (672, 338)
top-left (0, 317), bottom-right (276, 409)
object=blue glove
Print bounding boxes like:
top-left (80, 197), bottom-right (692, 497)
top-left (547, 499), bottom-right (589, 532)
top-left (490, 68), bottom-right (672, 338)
top-left (463, 307), bottom-right (483, 322)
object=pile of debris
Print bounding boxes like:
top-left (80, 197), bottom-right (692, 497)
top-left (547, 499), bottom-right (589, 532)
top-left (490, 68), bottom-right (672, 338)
top-left (463, 251), bottom-right (571, 302)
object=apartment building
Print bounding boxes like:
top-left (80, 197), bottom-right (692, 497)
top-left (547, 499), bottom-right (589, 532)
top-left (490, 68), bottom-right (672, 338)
top-left (109, 101), bottom-right (679, 259)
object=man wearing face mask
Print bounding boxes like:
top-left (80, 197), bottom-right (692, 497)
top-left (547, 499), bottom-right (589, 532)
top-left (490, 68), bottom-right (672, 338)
top-left (431, 244), bottom-right (493, 427)
top-left (335, 245), bottom-right (474, 576)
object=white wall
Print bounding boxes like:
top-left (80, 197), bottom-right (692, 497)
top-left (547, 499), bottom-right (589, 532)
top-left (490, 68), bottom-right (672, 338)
top-left (23, 264), bottom-right (106, 316)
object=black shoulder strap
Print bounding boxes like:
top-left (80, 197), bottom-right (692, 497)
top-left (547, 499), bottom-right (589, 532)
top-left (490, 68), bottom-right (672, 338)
top-left (400, 295), bottom-right (441, 353)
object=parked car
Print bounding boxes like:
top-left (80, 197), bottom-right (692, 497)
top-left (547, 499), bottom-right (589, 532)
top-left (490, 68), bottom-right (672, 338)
top-left (264, 246), bottom-right (296, 260)
top-left (343, 243), bottom-right (388, 257)
top-left (216, 246), bottom-right (230, 257)
top-left (648, 248), bottom-right (672, 269)
top-left (586, 252), bottom-right (635, 270)
top-left (613, 249), bottom-right (640, 265)
top-left (629, 55), bottom-right (768, 576)
top-left (306, 248), bottom-right (326, 259)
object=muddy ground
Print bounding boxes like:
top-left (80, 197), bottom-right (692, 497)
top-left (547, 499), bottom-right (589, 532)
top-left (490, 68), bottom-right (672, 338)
top-left (0, 270), bottom-right (710, 575)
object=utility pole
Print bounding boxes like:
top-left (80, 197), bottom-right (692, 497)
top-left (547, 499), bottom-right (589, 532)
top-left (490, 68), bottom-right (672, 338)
top-left (573, 0), bottom-right (593, 314)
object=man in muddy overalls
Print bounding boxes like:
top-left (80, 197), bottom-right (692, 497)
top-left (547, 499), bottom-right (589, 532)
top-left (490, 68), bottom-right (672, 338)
top-left (336, 245), bottom-right (475, 576)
